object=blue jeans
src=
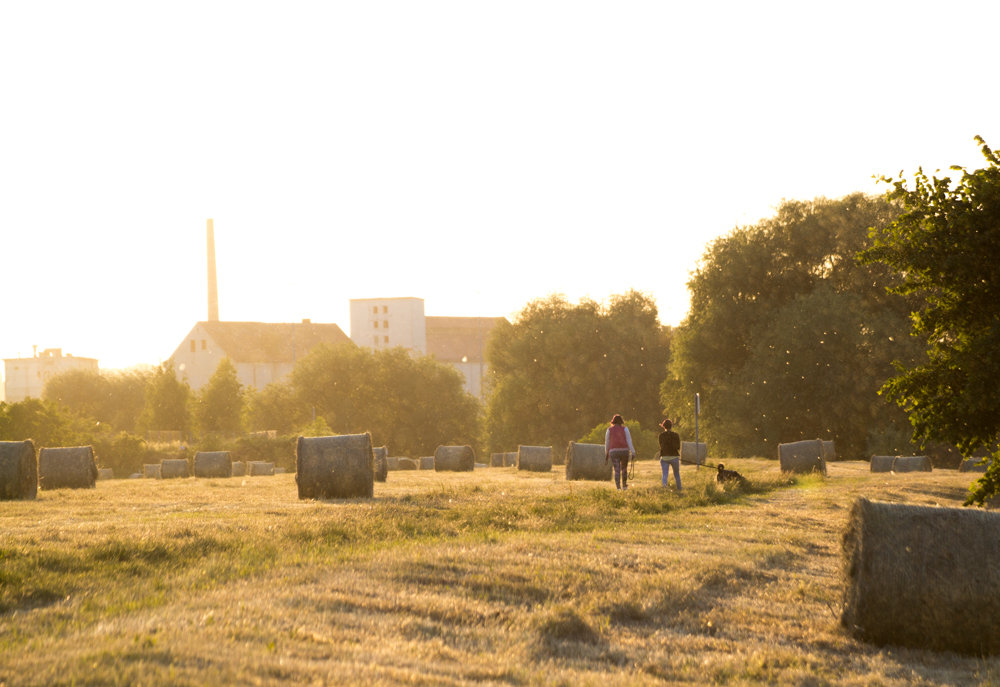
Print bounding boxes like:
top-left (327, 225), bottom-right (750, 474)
top-left (661, 457), bottom-right (681, 489)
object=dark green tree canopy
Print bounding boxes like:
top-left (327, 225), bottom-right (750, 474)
top-left (137, 361), bottom-right (193, 432)
top-left (43, 367), bottom-right (151, 433)
top-left (195, 357), bottom-right (244, 434)
top-left (243, 382), bottom-right (306, 436)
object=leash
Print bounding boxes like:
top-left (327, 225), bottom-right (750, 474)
top-left (661, 451), bottom-right (721, 471)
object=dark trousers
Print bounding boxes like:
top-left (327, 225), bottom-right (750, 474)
top-left (609, 449), bottom-right (630, 489)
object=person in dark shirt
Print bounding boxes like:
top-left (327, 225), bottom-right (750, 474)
top-left (658, 419), bottom-right (681, 491)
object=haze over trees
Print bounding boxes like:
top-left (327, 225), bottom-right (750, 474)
top-left (662, 193), bottom-right (926, 460)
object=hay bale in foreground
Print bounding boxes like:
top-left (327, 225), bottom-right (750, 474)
top-left (0, 441), bottom-right (37, 500)
top-left (778, 439), bottom-right (827, 475)
top-left (248, 461), bottom-right (274, 476)
top-left (98, 468), bottom-right (114, 480)
top-left (504, 452), bottom-right (518, 467)
top-left (680, 442), bottom-right (707, 466)
top-left (144, 464), bottom-right (161, 479)
top-left (841, 497), bottom-right (1000, 654)
top-left (419, 456), bottom-right (435, 470)
top-left (869, 455), bottom-right (896, 473)
top-left (397, 458), bottom-right (418, 470)
top-left (434, 446), bottom-right (474, 472)
top-left (194, 451), bottom-right (232, 478)
top-left (823, 440), bottom-right (836, 461)
top-left (565, 442), bottom-right (611, 481)
top-left (373, 447), bottom-right (388, 482)
top-left (160, 458), bottom-right (190, 479)
top-left (891, 456), bottom-right (932, 473)
top-left (296, 434), bottom-right (373, 499)
top-left (39, 446), bottom-right (97, 490)
top-left (231, 461), bottom-right (246, 477)
top-left (517, 446), bottom-right (552, 472)
top-left (386, 456), bottom-right (400, 471)
top-left (491, 453), bottom-right (505, 467)
top-left (960, 457), bottom-right (990, 473)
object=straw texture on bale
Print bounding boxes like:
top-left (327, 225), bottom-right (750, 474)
top-left (160, 458), bottom-right (190, 479)
top-left (823, 440), bottom-right (836, 461)
top-left (680, 442), bottom-right (707, 465)
top-left (778, 439), bottom-right (827, 475)
top-left (231, 461), bottom-right (246, 477)
top-left (194, 451), bottom-right (232, 478)
top-left (248, 461), bottom-right (274, 476)
top-left (869, 455), bottom-right (896, 473)
top-left (97, 468), bottom-right (113, 480)
top-left (504, 452), bottom-right (518, 467)
top-left (296, 434), bottom-right (373, 499)
top-left (0, 440), bottom-right (37, 500)
top-left (434, 446), bottom-right (475, 472)
top-left (565, 442), bottom-right (611, 481)
top-left (491, 453), bottom-right (505, 467)
top-left (841, 497), bottom-right (1000, 654)
top-left (373, 447), bottom-right (388, 482)
top-left (397, 458), bottom-right (418, 470)
top-left (386, 456), bottom-right (400, 471)
top-left (517, 445), bottom-right (552, 472)
top-left (420, 456), bottom-right (435, 470)
top-left (144, 464), bottom-right (161, 479)
top-left (960, 457), bottom-right (989, 473)
top-left (39, 446), bottom-right (97, 490)
top-left (891, 456), bottom-right (932, 473)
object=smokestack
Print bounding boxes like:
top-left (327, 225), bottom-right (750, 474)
top-left (207, 219), bottom-right (219, 322)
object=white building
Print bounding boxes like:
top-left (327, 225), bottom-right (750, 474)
top-left (3, 348), bottom-right (99, 403)
top-left (349, 298), bottom-right (503, 398)
top-left (169, 320), bottom-right (351, 391)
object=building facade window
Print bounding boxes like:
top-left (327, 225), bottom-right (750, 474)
top-left (373, 306), bottom-right (378, 314)
top-left (384, 336), bottom-right (389, 344)
top-left (383, 320), bottom-right (389, 329)
top-left (382, 306), bottom-right (388, 314)
top-left (201, 340), bottom-right (207, 350)
top-left (190, 340), bottom-right (196, 352)
top-left (373, 321), bottom-right (379, 329)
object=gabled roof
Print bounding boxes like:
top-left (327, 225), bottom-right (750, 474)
top-left (425, 316), bottom-right (504, 363)
top-left (197, 321), bottom-right (352, 364)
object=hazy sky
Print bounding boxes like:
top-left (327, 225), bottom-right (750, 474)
top-left (2, 2), bottom-right (997, 381)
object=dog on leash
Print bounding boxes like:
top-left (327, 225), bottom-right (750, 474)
top-left (716, 463), bottom-right (746, 484)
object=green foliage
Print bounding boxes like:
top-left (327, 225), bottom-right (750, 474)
top-left (485, 290), bottom-right (671, 454)
top-left (243, 382), bottom-right (306, 435)
top-left (291, 343), bottom-right (480, 456)
top-left (859, 137), bottom-right (1000, 505)
top-left (297, 416), bottom-right (333, 438)
top-left (195, 358), bottom-right (244, 434)
top-left (0, 398), bottom-right (81, 447)
top-left (232, 434), bottom-right (298, 472)
top-left (93, 432), bottom-right (147, 476)
top-left (136, 361), bottom-right (192, 432)
top-left (578, 420), bottom-right (660, 461)
top-left (43, 367), bottom-right (152, 434)
top-left (663, 194), bottom-right (922, 459)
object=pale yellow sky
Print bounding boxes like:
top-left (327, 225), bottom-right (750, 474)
top-left (2, 1), bottom-right (997, 377)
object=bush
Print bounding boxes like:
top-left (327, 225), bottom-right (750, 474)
top-left (93, 432), bottom-right (148, 477)
top-left (232, 434), bottom-right (298, 472)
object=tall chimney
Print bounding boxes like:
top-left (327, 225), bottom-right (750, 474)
top-left (207, 219), bottom-right (220, 322)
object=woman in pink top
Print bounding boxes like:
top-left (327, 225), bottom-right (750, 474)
top-left (604, 414), bottom-right (636, 490)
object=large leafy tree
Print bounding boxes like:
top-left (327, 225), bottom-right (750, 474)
top-left (484, 290), bottom-right (671, 453)
top-left (243, 382), bottom-right (307, 436)
top-left (43, 367), bottom-right (151, 433)
top-left (663, 193), bottom-right (923, 459)
top-left (195, 357), bottom-right (244, 434)
top-left (860, 137), bottom-right (1000, 503)
top-left (137, 361), bottom-right (193, 432)
top-left (0, 398), bottom-right (80, 447)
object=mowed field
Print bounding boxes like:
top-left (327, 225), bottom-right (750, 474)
top-left (1, 460), bottom-right (997, 686)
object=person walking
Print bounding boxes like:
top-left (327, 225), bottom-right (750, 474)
top-left (604, 414), bottom-right (636, 490)
top-left (659, 418), bottom-right (681, 491)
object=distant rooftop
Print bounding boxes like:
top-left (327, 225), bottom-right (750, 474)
top-left (425, 316), bottom-right (504, 363)
top-left (197, 321), bottom-right (351, 364)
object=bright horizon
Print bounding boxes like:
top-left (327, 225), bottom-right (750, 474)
top-left (3, 2), bottom-right (998, 379)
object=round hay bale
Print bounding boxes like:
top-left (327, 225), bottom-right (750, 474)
top-left (39, 446), bottom-right (97, 490)
top-left (434, 446), bottom-right (474, 472)
top-left (681, 442), bottom-right (707, 466)
top-left (891, 456), bottom-right (932, 473)
top-left (778, 439), bottom-right (827, 475)
top-left (517, 445), bottom-right (552, 472)
top-left (841, 497), bottom-right (1000, 654)
top-left (419, 456), bottom-right (435, 470)
top-left (373, 447), bottom-right (388, 482)
top-left (823, 440), bottom-right (837, 461)
top-left (959, 457), bottom-right (990, 473)
top-left (97, 468), bottom-right (114, 480)
top-left (248, 461), bottom-right (274, 476)
top-left (490, 453), bottom-right (505, 467)
top-left (386, 456), bottom-right (400, 471)
top-left (565, 442), bottom-right (611, 481)
top-left (869, 455), bottom-right (896, 473)
top-left (504, 452), bottom-right (518, 467)
top-left (397, 458), bottom-right (418, 470)
top-left (144, 464), bottom-right (161, 479)
top-left (194, 451), bottom-right (232, 478)
top-left (129, 473), bottom-right (141, 479)
top-left (0, 440), bottom-right (38, 500)
top-left (160, 458), bottom-right (190, 479)
top-left (296, 434), bottom-right (373, 499)
top-left (231, 461), bottom-right (246, 477)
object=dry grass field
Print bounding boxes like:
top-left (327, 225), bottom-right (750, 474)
top-left (1, 460), bottom-right (997, 686)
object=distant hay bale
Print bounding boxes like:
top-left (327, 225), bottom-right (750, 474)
top-left (144, 464), bottom-right (161, 479)
top-left (419, 456), bottom-right (435, 470)
top-left (778, 439), bottom-right (827, 475)
top-left (39, 447), bottom-right (97, 490)
top-left (129, 473), bottom-right (141, 479)
top-left (841, 497), bottom-right (1000, 654)
top-left (869, 455), bottom-right (896, 473)
top-left (397, 458), bottom-right (418, 470)
top-left (274, 467), bottom-right (286, 474)
top-left (474, 462), bottom-right (487, 469)
top-left (681, 442), bottom-right (707, 465)
top-left (160, 458), bottom-right (190, 479)
top-left (823, 441), bottom-right (836, 461)
top-left (98, 468), bottom-right (114, 480)
top-left (194, 451), bottom-right (232, 478)
top-left (434, 446), bottom-right (475, 472)
top-left (231, 461), bottom-right (246, 477)
top-left (248, 461), bottom-right (274, 476)
top-left (891, 456), bottom-right (932, 473)
top-left (960, 457), bottom-right (990, 473)
top-left (517, 445), bottom-right (552, 472)
top-left (296, 434), bottom-right (373, 500)
top-left (386, 456), bottom-right (400, 471)
top-left (0, 440), bottom-right (37, 500)
top-left (504, 452), bottom-right (518, 467)
top-left (491, 453), bottom-right (505, 467)
top-left (373, 447), bottom-right (388, 482)
top-left (565, 442), bottom-right (611, 481)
